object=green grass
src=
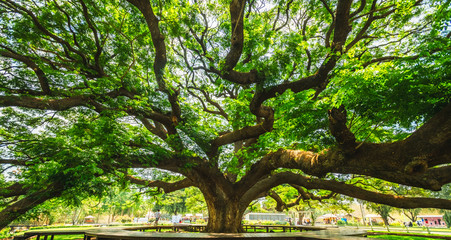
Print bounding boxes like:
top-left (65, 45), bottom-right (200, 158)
top-left (369, 231), bottom-right (450, 237)
top-left (368, 235), bottom-right (440, 240)
top-left (366, 226), bottom-right (451, 233)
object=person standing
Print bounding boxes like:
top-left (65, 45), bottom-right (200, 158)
top-left (154, 210), bottom-right (161, 226)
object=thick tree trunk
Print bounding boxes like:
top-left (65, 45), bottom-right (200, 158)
top-left (298, 212), bottom-right (305, 225)
top-left (204, 195), bottom-right (245, 233)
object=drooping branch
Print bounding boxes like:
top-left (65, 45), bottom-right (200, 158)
top-left (0, 182), bottom-right (31, 198)
top-left (0, 88), bottom-right (131, 111)
top-left (0, 89), bottom-right (180, 146)
top-left (0, 183), bottom-right (65, 230)
top-left (267, 190), bottom-right (296, 211)
top-left (267, 187), bottom-right (335, 212)
top-left (138, 117), bottom-right (168, 140)
top-left (290, 184), bottom-right (337, 202)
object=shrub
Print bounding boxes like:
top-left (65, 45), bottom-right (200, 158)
top-left (116, 216), bottom-right (133, 223)
top-left (261, 221), bottom-right (274, 225)
top-left (195, 219), bottom-right (206, 224)
top-left (390, 222), bottom-right (402, 227)
top-left (337, 220), bottom-right (347, 226)
top-left (444, 211), bottom-right (451, 228)
top-left (274, 221), bottom-right (288, 225)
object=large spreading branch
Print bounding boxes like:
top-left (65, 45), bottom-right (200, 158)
top-left (208, 109), bottom-right (274, 158)
top-left (0, 95), bottom-right (91, 111)
top-left (0, 183), bottom-right (31, 198)
top-left (0, 183), bottom-right (65, 230)
top-left (242, 171), bottom-right (451, 210)
top-left (237, 103), bottom-right (451, 193)
top-left (0, 88), bottom-right (130, 111)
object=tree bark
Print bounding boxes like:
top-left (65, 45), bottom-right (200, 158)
top-left (188, 167), bottom-right (247, 233)
top-left (204, 193), bottom-right (245, 233)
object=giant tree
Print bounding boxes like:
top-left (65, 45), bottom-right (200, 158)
top-left (1, 0), bottom-right (451, 232)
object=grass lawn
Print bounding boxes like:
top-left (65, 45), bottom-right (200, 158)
top-left (368, 235), bottom-right (442, 240)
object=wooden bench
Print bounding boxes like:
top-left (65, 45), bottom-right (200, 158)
top-left (14, 225), bottom-right (363, 240)
top-left (14, 229), bottom-right (87, 240)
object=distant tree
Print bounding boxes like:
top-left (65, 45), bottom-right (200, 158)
top-left (184, 187), bottom-right (207, 214)
top-left (367, 203), bottom-right (394, 226)
top-left (155, 190), bottom-right (187, 216)
top-left (444, 211), bottom-right (451, 228)
top-left (402, 209), bottom-right (421, 224)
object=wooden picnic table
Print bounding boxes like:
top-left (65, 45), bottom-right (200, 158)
top-left (125, 224), bottom-right (207, 232)
top-left (242, 225), bottom-right (335, 233)
top-left (14, 224), bottom-right (360, 240)
top-left (84, 228), bottom-right (369, 240)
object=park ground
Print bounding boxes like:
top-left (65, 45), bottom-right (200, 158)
top-left (2, 224), bottom-right (451, 240)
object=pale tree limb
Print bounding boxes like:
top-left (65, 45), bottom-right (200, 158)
top-left (125, 175), bottom-right (194, 194)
